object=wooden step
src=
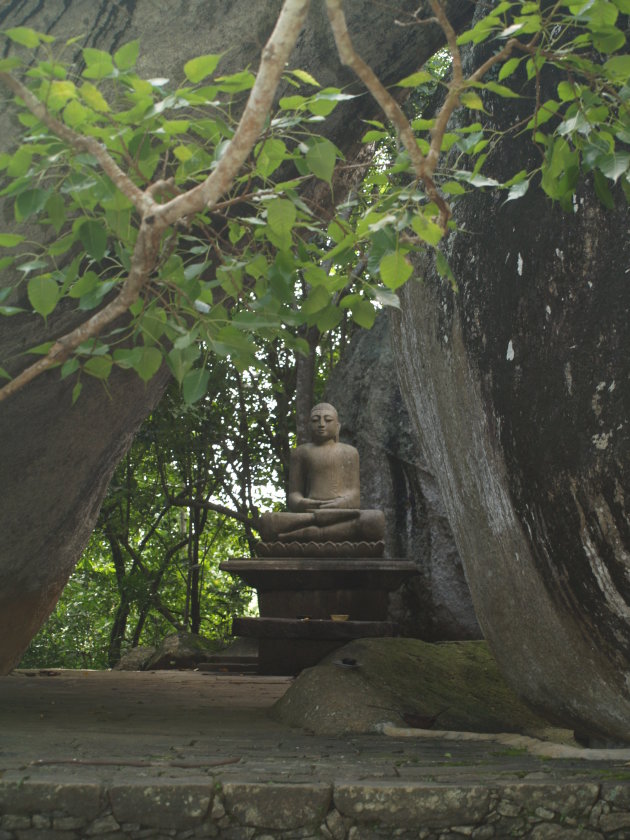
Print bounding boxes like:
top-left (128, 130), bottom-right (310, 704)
top-left (198, 660), bottom-right (259, 674)
top-left (220, 558), bottom-right (417, 591)
top-left (232, 616), bottom-right (397, 640)
top-left (203, 654), bottom-right (258, 664)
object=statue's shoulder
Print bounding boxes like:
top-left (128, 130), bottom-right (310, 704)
top-left (292, 442), bottom-right (316, 456)
top-left (336, 442), bottom-right (359, 457)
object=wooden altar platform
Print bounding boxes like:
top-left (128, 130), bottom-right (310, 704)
top-left (220, 556), bottom-right (418, 674)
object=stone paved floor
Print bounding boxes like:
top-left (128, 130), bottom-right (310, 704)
top-left (0, 669), bottom-right (627, 786)
top-left (3, 670), bottom-right (630, 839)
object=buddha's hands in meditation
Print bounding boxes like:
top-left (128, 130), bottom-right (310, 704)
top-left (294, 495), bottom-right (352, 511)
top-left (314, 496), bottom-right (350, 509)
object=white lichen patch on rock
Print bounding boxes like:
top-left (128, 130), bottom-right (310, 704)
top-left (592, 432), bottom-right (612, 450)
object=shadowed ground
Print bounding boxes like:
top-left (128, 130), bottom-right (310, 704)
top-left (1, 670), bottom-right (630, 839)
top-left (2, 669), bottom-right (630, 777)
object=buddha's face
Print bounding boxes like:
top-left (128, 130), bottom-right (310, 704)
top-left (310, 404), bottom-right (340, 443)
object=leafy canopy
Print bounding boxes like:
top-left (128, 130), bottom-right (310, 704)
top-left (0, 0), bottom-right (628, 402)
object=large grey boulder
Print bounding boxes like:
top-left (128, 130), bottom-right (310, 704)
top-left (391, 56), bottom-right (630, 738)
top-left (272, 638), bottom-right (552, 736)
top-left (326, 315), bottom-right (480, 640)
top-left (113, 645), bottom-right (157, 672)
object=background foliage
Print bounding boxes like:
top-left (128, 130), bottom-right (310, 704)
top-left (5, 0), bottom-right (629, 667)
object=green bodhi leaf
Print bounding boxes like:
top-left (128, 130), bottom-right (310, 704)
top-left (301, 284), bottom-right (330, 315)
top-left (265, 198), bottom-right (296, 251)
top-left (315, 304), bottom-right (343, 333)
top-left (603, 54), bottom-right (630, 81)
top-left (411, 213), bottom-right (444, 246)
top-left (14, 188), bottom-right (50, 221)
top-left (215, 70), bottom-right (255, 92)
top-left (134, 346), bottom-right (163, 383)
top-left (167, 345), bottom-right (200, 384)
top-left (593, 169), bottom-right (615, 208)
top-left (266, 199), bottom-right (296, 237)
top-left (305, 138), bottom-right (337, 184)
top-left (0, 233), bottom-right (25, 247)
top-left (460, 91), bottom-right (485, 110)
top-left (84, 355), bottom-right (113, 380)
top-left (82, 48), bottom-right (115, 80)
top-left (0, 57), bottom-right (22, 72)
top-left (498, 57), bottom-right (522, 81)
top-left (351, 299), bottom-right (376, 329)
top-left (289, 68), bottom-right (320, 86)
top-left (504, 179), bottom-right (531, 203)
top-left (78, 220), bottom-right (108, 261)
top-left (27, 275), bottom-right (59, 319)
top-left (80, 82), bottom-right (110, 112)
top-left (114, 40), bottom-right (139, 71)
top-left (256, 138), bottom-right (287, 179)
top-left (182, 367), bottom-right (210, 404)
top-left (396, 70), bottom-right (434, 87)
top-left (4, 26), bottom-right (54, 48)
top-left (598, 151), bottom-right (630, 183)
top-left (380, 251), bottom-right (414, 289)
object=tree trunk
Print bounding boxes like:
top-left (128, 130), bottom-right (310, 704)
top-left (0, 0), bottom-right (470, 673)
top-left (106, 531), bottom-right (133, 667)
top-left (295, 327), bottom-right (321, 445)
top-left (392, 57), bottom-right (630, 740)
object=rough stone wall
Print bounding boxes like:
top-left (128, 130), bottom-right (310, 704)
top-left (2, 777), bottom-right (630, 839)
top-left (391, 48), bottom-right (630, 737)
top-left (326, 314), bottom-right (480, 641)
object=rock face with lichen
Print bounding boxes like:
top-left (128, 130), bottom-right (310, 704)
top-left (326, 314), bottom-right (480, 641)
top-left (391, 49), bottom-right (630, 740)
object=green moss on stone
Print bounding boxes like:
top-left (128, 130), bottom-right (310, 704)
top-left (272, 638), bottom-right (552, 736)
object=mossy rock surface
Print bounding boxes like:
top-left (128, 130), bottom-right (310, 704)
top-left (271, 638), bottom-right (551, 736)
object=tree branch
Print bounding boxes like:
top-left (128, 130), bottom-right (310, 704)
top-left (424, 0), bottom-right (464, 183)
top-left (0, 72), bottom-right (149, 213)
top-left (185, 498), bottom-right (253, 526)
top-left (157, 0), bottom-right (312, 227)
top-left (324, 0), bottom-right (452, 229)
top-left (0, 217), bottom-right (161, 403)
top-left (0, 0), bottom-right (312, 403)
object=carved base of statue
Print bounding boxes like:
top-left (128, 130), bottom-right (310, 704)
top-left (220, 556), bottom-right (419, 674)
top-left (255, 539), bottom-right (385, 558)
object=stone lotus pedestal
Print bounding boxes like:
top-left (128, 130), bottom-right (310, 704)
top-left (219, 556), bottom-right (418, 675)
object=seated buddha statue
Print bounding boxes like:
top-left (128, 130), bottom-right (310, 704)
top-left (257, 403), bottom-right (385, 556)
